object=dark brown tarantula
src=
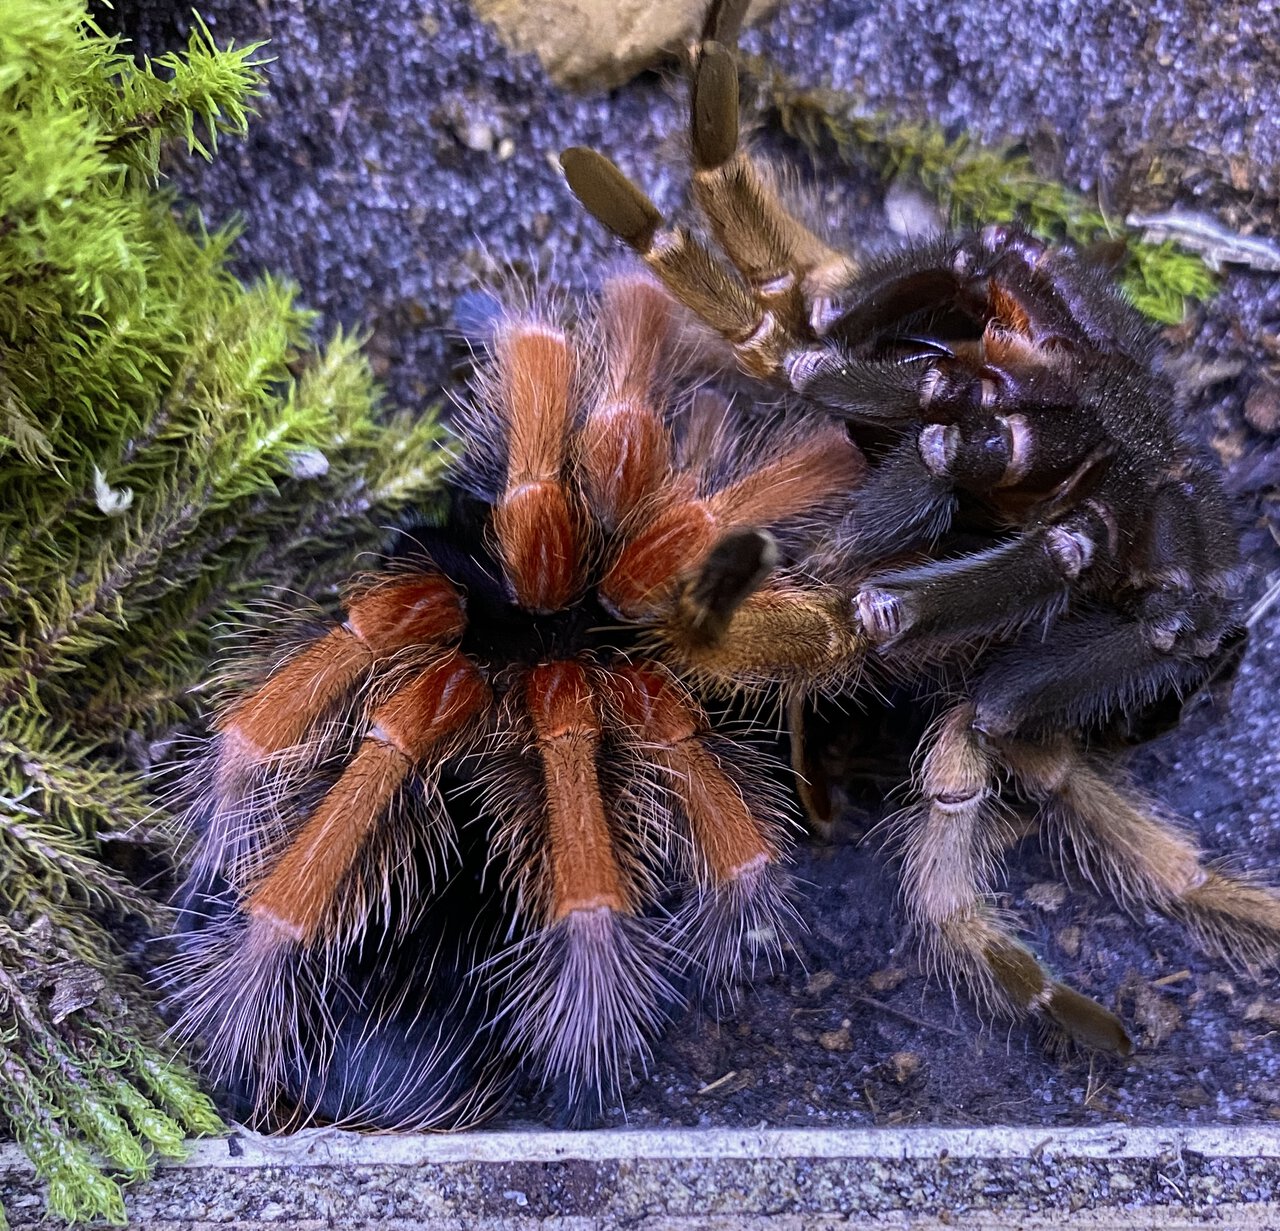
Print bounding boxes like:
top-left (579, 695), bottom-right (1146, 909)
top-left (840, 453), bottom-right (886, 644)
top-left (562, 0), bottom-right (1278, 1055)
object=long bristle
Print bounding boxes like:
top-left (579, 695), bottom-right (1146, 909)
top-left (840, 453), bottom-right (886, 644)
top-left (492, 907), bottom-right (677, 1112)
top-left (161, 913), bottom-right (320, 1121)
top-left (673, 857), bottom-right (800, 1005)
top-left (708, 421), bottom-right (864, 530)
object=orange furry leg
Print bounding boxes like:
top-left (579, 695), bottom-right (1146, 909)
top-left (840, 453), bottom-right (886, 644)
top-left (601, 487), bottom-right (715, 618)
top-left (707, 423), bottom-right (863, 528)
top-left (601, 426), bottom-right (863, 619)
top-left (172, 648), bottom-right (489, 1112)
top-left (526, 661), bottom-right (631, 918)
top-left (577, 276), bottom-right (675, 530)
top-left (246, 650), bottom-right (490, 945)
top-left (602, 663), bottom-right (795, 990)
top-left (603, 664), bottom-right (775, 881)
top-left (510, 661), bottom-right (669, 1108)
top-left (490, 322), bottom-right (581, 612)
top-left (215, 573), bottom-right (466, 776)
top-left (198, 573), bottom-right (469, 891)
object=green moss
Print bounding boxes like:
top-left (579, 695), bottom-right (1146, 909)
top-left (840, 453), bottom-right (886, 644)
top-left (0, 5), bottom-right (449, 1223)
top-left (745, 55), bottom-right (1217, 324)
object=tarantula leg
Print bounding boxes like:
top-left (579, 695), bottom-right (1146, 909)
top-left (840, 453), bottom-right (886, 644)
top-left (787, 693), bottom-right (835, 837)
top-left (168, 651), bottom-right (490, 1108)
top-left (602, 421), bottom-right (862, 618)
top-left (560, 148), bottom-right (779, 375)
top-left (601, 663), bottom-right (794, 990)
top-left (246, 650), bottom-right (491, 945)
top-left (490, 320), bottom-right (582, 612)
top-left (854, 506), bottom-right (1115, 647)
top-left (971, 609), bottom-right (1227, 741)
top-left (193, 573), bottom-right (468, 886)
top-left (1001, 739), bottom-right (1280, 967)
top-left (526, 662), bottom-right (632, 919)
top-left (900, 704), bottom-right (1131, 1053)
top-left (823, 438), bottom-right (957, 570)
top-left (700, 0), bottom-right (751, 43)
top-left (687, 41), bottom-right (858, 325)
top-left (785, 347), bottom-right (942, 423)
top-left (577, 276), bottom-right (676, 530)
top-left (511, 661), bottom-right (670, 1109)
top-left (214, 574), bottom-right (466, 774)
top-left (662, 569), bottom-right (867, 692)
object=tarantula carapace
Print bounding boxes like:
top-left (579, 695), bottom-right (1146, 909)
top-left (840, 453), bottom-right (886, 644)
top-left (561, 0), bottom-right (1280, 1055)
top-left (169, 272), bottom-right (871, 1127)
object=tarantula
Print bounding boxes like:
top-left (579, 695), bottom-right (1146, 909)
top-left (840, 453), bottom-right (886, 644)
top-left (561, 0), bottom-right (1280, 1054)
top-left (168, 272), bottom-right (870, 1127)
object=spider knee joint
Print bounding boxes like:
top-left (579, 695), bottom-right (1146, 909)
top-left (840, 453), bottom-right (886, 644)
top-left (1045, 525), bottom-right (1095, 579)
top-left (854, 586), bottom-right (904, 643)
top-left (931, 785), bottom-right (991, 812)
top-left (1146, 616), bottom-right (1187, 653)
top-left (917, 423), bottom-right (957, 477)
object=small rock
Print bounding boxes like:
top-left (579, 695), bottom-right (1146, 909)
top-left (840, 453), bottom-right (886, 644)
top-left (456, 117), bottom-right (495, 153)
top-left (1244, 998), bottom-right (1280, 1029)
top-left (1118, 970), bottom-right (1182, 1046)
top-left (805, 969), bottom-right (836, 997)
top-left (819, 1020), bottom-right (853, 1051)
top-left (285, 447), bottom-right (330, 480)
top-left (1056, 925), bottom-right (1082, 958)
top-left (1024, 882), bottom-right (1068, 912)
top-left (884, 177), bottom-right (945, 240)
top-left (887, 1050), bottom-right (922, 1083)
top-left (1245, 379), bottom-right (1280, 434)
top-left (442, 99), bottom-right (497, 152)
top-left (1175, 1085), bottom-right (1211, 1109)
top-left (867, 967), bottom-right (907, 992)
top-left (473, 0), bottom-right (777, 87)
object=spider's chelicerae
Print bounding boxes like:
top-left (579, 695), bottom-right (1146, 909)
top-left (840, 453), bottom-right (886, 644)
top-left (560, 0), bottom-right (1280, 1056)
top-left (169, 271), bottom-right (869, 1127)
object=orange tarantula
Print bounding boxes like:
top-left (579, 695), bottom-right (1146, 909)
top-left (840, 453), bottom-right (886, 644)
top-left (169, 272), bottom-right (871, 1127)
top-left (560, 0), bottom-right (1280, 1057)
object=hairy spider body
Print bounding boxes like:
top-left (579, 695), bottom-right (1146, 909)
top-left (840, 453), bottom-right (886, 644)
top-left (561, 0), bottom-right (1279, 1056)
top-left (169, 274), bottom-right (870, 1127)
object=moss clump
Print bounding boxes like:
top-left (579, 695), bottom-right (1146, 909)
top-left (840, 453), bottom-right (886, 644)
top-left (745, 55), bottom-right (1217, 324)
top-left (0, 3), bottom-right (449, 1222)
